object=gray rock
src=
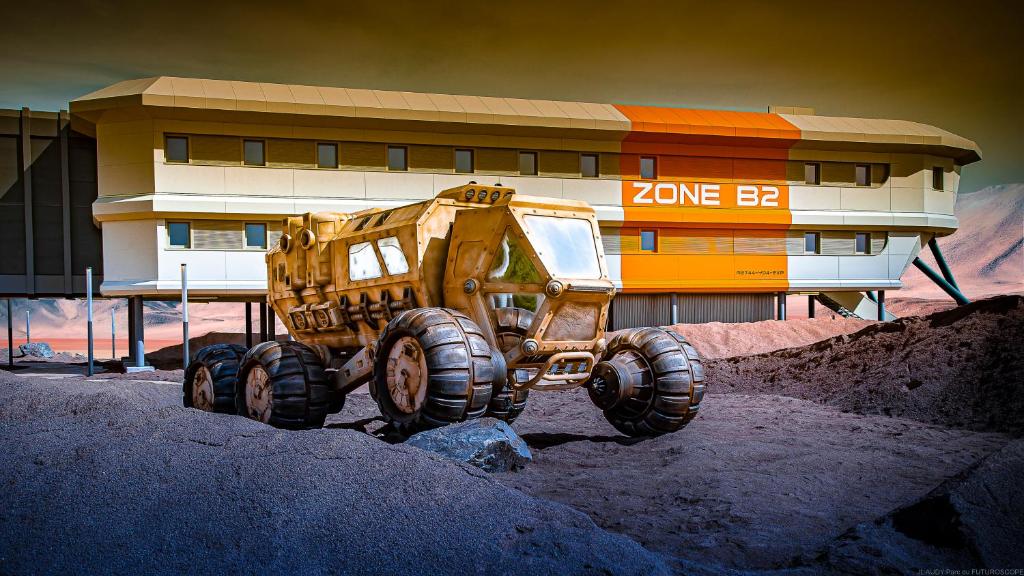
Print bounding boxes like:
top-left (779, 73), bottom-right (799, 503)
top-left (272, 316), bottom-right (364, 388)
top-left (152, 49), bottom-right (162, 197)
top-left (406, 418), bottom-right (533, 472)
top-left (19, 342), bottom-right (54, 359)
top-left (0, 377), bottom-right (670, 576)
top-left (810, 439), bottom-right (1024, 572)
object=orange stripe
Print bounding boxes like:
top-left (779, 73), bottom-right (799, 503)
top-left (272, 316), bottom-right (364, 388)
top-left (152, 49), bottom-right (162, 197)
top-left (613, 105), bottom-right (801, 293)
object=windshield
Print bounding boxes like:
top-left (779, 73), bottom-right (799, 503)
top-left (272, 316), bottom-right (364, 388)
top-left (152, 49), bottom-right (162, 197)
top-left (523, 215), bottom-right (601, 279)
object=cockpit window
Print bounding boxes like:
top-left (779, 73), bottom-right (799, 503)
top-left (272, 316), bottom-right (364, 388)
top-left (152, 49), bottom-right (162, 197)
top-left (348, 241), bottom-right (382, 281)
top-left (376, 236), bottom-right (409, 275)
top-left (488, 231), bottom-right (543, 284)
top-left (522, 215), bottom-right (601, 279)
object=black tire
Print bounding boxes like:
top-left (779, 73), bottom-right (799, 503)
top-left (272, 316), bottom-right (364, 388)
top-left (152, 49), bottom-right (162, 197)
top-left (591, 327), bottom-right (706, 437)
top-left (183, 344), bottom-right (248, 413)
top-left (486, 307), bottom-right (532, 423)
top-left (235, 340), bottom-right (332, 430)
top-left (372, 307), bottom-right (494, 435)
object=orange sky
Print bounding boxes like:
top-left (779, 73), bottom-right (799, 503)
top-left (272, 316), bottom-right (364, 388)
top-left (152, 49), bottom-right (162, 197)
top-left (2, 0), bottom-right (1020, 191)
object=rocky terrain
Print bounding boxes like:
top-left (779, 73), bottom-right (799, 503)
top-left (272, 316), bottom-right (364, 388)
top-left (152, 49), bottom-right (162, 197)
top-left (2, 297), bottom-right (1022, 574)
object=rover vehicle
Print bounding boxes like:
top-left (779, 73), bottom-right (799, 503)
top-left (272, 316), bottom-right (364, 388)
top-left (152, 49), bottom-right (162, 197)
top-left (183, 184), bottom-right (706, 436)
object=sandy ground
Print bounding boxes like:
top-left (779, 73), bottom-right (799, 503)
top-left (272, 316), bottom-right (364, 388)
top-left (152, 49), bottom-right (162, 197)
top-left (0, 374), bottom-right (672, 576)
top-left (2, 295), bottom-right (1022, 573)
top-left (333, 389), bottom-right (1008, 571)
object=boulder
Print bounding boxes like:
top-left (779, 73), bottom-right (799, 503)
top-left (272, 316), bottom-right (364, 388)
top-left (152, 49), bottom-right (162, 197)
top-left (19, 342), bottom-right (54, 359)
top-left (405, 418), bottom-right (532, 472)
top-left (812, 439), bottom-right (1024, 572)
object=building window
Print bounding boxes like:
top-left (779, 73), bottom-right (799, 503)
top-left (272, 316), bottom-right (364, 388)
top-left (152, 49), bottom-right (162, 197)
top-left (640, 230), bottom-right (657, 252)
top-left (804, 232), bottom-right (820, 254)
top-left (317, 143), bottom-right (338, 169)
top-left (519, 151), bottom-right (537, 175)
top-left (243, 140), bottom-right (265, 166)
top-left (387, 146), bottom-right (407, 171)
top-left (165, 136), bottom-right (189, 163)
top-left (855, 164), bottom-right (871, 186)
top-left (168, 222), bottom-right (191, 249)
top-left (932, 166), bottom-right (944, 190)
top-left (455, 149), bottom-right (474, 174)
top-left (804, 162), bottom-right (820, 185)
top-left (580, 153), bottom-right (599, 178)
top-left (640, 156), bottom-right (657, 180)
top-left (855, 232), bottom-right (870, 255)
top-left (245, 223), bottom-right (267, 249)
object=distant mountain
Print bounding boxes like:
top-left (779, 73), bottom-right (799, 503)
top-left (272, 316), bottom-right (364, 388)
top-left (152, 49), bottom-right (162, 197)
top-left (902, 184), bottom-right (1024, 299)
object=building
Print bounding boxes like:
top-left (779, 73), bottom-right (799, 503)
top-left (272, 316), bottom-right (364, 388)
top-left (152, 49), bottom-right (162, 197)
top-left (66, 76), bottom-right (980, 329)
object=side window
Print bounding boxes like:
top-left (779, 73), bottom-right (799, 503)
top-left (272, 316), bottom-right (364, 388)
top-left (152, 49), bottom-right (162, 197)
top-left (488, 231), bottom-right (543, 284)
top-left (804, 232), bottom-right (820, 254)
top-left (376, 237), bottom-right (409, 275)
top-left (165, 136), bottom-right (189, 163)
top-left (348, 241), bottom-right (382, 281)
top-left (168, 222), bottom-right (191, 248)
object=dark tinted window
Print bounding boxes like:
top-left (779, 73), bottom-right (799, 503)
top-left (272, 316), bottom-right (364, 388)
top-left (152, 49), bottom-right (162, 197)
top-left (243, 140), bottom-right (265, 166)
top-left (804, 232), bottom-right (819, 254)
top-left (855, 164), bottom-right (871, 186)
top-left (640, 230), bottom-right (657, 252)
top-left (640, 157), bottom-right (656, 179)
top-left (855, 232), bottom-right (869, 254)
top-left (317, 143), bottom-right (338, 168)
top-left (804, 163), bottom-right (820, 185)
top-left (455, 149), bottom-right (474, 173)
top-left (245, 223), bottom-right (267, 249)
top-left (166, 136), bottom-right (188, 163)
top-left (168, 222), bottom-right (190, 248)
top-left (519, 151), bottom-right (537, 175)
top-left (387, 146), bottom-right (407, 171)
top-left (932, 167), bottom-right (944, 190)
top-left (580, 153), bottom-right (599, 178)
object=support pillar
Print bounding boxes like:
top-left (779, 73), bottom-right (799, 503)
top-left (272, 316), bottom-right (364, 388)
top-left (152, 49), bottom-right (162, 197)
top-left (127, 298), bottom-right (136, 363)
top-left (245, 302), bottom-right (253, 348)
top-left (126, 296), bottom-right (150, 371)
top-left (259, 302), bottom-right (267, 344)
top-left (808, 295), bottom-right (815, 319)
top-left (777, 292), bottom-right (787, 320)
top-left (268, 307), bottom-right (276, 342)
top-left (877, 290), bottom-right (886, 322)
top-left (670, 293), bottom-right (679, 325)
top-left (7, 299), bottom-right (13, 367)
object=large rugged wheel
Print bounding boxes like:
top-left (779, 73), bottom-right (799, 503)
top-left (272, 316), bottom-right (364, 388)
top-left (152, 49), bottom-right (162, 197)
top-left (183, 344), bottom-right (248, 413)
top-left (485, 307), bottom-right (532, 423)
top-left (235, 340), bottom-right (332, 430)
top-left (587, 327), bottom-right (706, 437)
top-left (372, 308), bottom-right (495, 435)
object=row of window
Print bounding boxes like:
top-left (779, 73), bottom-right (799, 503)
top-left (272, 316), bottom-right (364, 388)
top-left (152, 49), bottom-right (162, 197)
top-left (803, 162), bottom-right (944, 190)
top-left (166, 221), bottom-right (269, 250)
top-left (636, 230), bottom-right (876, 255)
top-left (165, 134), bottom-right (945, 189)
top-left (166, 135), bottom-right (596, 177)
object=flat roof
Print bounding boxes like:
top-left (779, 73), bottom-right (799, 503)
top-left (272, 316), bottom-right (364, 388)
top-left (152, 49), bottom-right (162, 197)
top-left (70, 76), bottom-right (981, 163)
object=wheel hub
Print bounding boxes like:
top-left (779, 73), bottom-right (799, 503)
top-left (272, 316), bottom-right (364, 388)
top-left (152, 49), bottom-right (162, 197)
top-left (191, 366), bottom-right (215, 411)
top-left (587, 350), bottom-right (649, 410)
top-left (245, 365), bottom-right (273, 423)
top-left (385, 336), bottom-right (428, 414)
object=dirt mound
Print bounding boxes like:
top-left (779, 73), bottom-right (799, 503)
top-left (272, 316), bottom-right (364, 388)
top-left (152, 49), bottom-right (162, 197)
top-left (808, 439), bottom-right (1024, 572)
top-left (708, 295), bottom-right (1024, 435)
top-left (147, 331), bottom-right (247, 369)
top-left (0, 378), bottom-right (672, 575)
top-left (661, 317), bottom-right (874, 359)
